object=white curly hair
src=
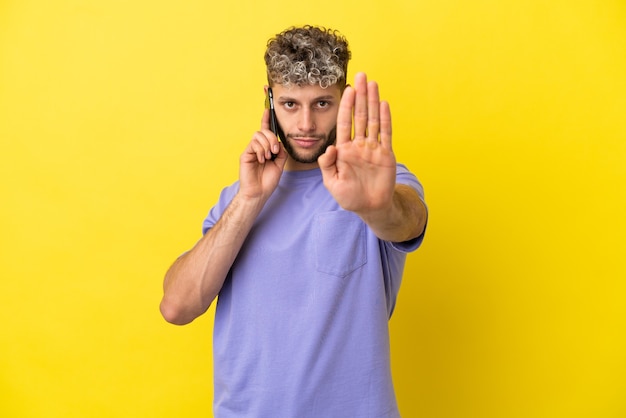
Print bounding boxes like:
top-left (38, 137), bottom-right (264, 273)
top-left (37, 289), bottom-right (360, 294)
top-left (264, 25), bottom-right (351, 89)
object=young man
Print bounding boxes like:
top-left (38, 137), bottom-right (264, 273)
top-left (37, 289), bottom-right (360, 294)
top-left (160, 25), bottom-right (428, 417)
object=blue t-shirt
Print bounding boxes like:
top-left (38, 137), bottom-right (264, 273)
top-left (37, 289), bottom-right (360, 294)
top-left (202, 164), bottom-right (426, 418)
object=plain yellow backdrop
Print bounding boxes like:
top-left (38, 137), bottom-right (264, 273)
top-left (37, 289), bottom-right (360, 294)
top-left (1, 0), bottom-right (625, 417)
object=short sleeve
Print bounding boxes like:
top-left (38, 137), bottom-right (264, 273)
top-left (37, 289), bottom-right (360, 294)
top-left (391, 163), bottom-right (428, 252)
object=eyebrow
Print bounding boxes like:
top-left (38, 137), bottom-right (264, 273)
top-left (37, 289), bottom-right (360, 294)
top-left (277, 95), bottom-right (337, 102)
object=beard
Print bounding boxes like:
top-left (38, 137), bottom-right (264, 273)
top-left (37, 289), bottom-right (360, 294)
top-left (281, 127), bottom-right (337, 164)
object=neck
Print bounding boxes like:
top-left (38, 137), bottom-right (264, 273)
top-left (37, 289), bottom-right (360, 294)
top-left (284, 156), bottom-right (320, 172)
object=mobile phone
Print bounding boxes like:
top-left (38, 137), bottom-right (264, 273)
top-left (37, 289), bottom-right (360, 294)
top-left (265, 87), bottom-right (284, 160)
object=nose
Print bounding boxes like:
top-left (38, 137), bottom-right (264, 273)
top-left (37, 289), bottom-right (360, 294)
top-left (297, 108), bottom-right (316, 132)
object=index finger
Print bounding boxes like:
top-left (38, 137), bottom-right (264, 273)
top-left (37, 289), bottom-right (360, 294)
top-left (336, 86), bottom-right (355, 145)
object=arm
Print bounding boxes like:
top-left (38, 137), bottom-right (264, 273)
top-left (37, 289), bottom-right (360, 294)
top-left (160, 194), bottom-right (266, 325)
top-left (318, 72), bottom-right (427, 242)
top-left (160, 110), bottom-right (287, 325)
top-left (358, 183), bottom-right (427, 243)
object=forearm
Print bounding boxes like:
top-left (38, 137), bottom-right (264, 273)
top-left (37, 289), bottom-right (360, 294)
top-left (358, 184), bottom-right (427, 243)
top-left (160, 193), bottom-right (266, 325)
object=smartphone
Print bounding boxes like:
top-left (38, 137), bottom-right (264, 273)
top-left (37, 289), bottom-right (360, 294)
top-left (265, 87), bottom-right (284, 160)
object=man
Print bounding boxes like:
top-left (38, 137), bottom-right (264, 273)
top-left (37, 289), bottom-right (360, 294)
top-left (160, 25), bottom-right (428, 417)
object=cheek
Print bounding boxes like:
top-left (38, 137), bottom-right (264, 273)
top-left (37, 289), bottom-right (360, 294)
top-left (319, 113), bottom-right (338, 131)
top-left (276, 112), bottom-right (294, 131)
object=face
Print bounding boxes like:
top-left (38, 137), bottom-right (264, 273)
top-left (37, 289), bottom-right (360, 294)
top-left (270, 83), bottom-right (342, 170)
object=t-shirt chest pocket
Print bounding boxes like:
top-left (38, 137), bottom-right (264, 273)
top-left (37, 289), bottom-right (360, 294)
top-left (314, 211), bottom-right (367, 278)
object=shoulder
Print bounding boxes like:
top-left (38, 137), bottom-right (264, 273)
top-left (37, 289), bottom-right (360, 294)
top-left (202, 181), bottom-right (240, 234)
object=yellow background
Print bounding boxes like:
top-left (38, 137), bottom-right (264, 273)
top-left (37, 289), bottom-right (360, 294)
top-left (1, 0), bottom-right (625, 417)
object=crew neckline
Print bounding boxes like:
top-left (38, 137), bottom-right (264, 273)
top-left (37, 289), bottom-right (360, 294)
top-left (280, 168), bottom-right (322, 184)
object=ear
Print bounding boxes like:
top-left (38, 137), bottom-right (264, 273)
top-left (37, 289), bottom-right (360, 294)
top-left (264, 85), bottom-right (269, 95)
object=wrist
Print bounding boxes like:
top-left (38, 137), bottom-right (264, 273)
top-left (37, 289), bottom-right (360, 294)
top-left (357, 184), bottom-right (423, 242)
top-left (357, 200), bottom-right (398, 230)
top-left (233, 190), bottom-right (269, 214)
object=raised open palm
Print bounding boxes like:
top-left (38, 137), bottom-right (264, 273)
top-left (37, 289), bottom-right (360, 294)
top-left (318, 72), bottom-right (397, 215)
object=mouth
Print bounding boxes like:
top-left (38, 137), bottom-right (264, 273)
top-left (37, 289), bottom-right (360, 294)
top-left (290, 137), bottom-right (322, 149)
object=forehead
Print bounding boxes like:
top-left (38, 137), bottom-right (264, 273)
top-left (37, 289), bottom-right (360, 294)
top-left (272, 83), bottom-right (342, 101)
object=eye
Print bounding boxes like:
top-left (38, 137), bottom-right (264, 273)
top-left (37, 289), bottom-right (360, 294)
top-left (283, 101), bottom-right (296, 109)
top-left (315, 100), bottom-right (334, 111)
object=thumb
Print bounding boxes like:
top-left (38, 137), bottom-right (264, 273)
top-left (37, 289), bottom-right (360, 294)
top-left (318, 145), bottom-right (338, 177)
top-left (260, 109), bottom-right (271, 131)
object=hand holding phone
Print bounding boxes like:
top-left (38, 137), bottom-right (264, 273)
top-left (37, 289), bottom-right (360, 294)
top-left (265, 88), bottom-right (284, 160)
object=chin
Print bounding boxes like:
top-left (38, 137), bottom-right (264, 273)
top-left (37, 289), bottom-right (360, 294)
top-left (286, 145), bottom-right (327, 164)
top-left (284, 135), bottom-right (335, 164)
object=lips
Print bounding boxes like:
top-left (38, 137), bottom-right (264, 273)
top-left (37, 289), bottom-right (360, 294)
top-left (291, 137), bottom-right (320, 148)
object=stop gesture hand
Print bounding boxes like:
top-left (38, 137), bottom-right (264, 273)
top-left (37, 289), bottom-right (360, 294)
top-left (318, 72), bottom-right (397, 217)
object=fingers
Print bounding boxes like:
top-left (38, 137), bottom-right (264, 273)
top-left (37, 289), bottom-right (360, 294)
top-left (353, 73), bottom-right (368, 140)
top-left (243, 109), bottom-right (281, 163)
top-left (337, 86), bottom-right (355, 145)
top-left (380, 100), bottom-right (392, 150)
top-left (366, 81), bottom-right (381, 146)
top-left (261, 108), bottom-right (271, 131)
top-left (246, 130), bottom-right (282, 164)
top-left (341, 72), bottom-right (391, 148)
